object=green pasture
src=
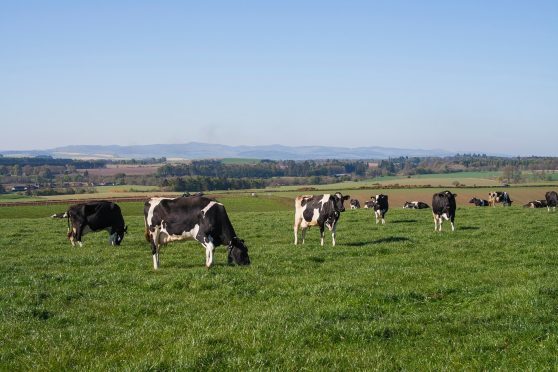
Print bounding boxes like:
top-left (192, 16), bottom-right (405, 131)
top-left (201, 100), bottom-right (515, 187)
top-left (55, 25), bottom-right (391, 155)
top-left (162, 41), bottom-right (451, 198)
top-left (1, 196), bottom-right (558, 369)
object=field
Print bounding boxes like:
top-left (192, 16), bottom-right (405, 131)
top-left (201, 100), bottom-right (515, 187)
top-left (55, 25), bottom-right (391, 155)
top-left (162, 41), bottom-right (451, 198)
top-left (1, 192), bottom-right (558, 370)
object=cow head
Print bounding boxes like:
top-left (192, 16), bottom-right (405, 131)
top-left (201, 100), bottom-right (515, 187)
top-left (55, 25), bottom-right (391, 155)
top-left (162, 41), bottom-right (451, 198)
top-left (469, 198), bottom-right (478, 204)
top-left (227, 237), bottom-right (250, 266)
top-left (110, 225), bottom-right (128, 246)
top-left (333, 192), bottom-right (350, 212)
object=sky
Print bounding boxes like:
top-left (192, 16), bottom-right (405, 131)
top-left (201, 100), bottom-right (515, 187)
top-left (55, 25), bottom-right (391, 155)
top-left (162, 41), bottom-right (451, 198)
top-left (1, 0), bottom-right (557, 155)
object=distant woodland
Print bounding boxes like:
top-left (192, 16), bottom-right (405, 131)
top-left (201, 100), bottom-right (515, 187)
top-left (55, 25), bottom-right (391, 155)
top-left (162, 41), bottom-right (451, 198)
top-left (1, 154), bottom-right (557, 194)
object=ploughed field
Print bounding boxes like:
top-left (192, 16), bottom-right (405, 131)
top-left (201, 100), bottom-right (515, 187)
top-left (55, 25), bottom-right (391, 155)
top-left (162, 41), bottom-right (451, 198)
top-left (1, 197), bottom-right (558, 369)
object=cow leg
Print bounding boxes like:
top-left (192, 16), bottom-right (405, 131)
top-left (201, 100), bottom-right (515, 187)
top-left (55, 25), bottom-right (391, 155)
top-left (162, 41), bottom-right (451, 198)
top-left (331, 223), bottom-right (337, 246)
top-left (76, 225), bottom-right (85, 247)
top-left (381, 213), bottom-right (386, 225)
top-left (433, 214), bottom-right (438, 231)
top-left (151, 227), bottom-right (161, 270)
top-left (294, 220), bottom-right (300, 245)
top-left (203, 237), bottom-right (216, 268)
top-left (319, 225), bottom-right (325, 246)
top-left (301, 227), bottom-right (307, 244)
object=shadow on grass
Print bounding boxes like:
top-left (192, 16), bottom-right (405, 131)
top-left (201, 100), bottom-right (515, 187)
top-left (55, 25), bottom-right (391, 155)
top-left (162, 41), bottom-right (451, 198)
top-left (345, 236), bottom-right (410, 247)
top-left (459, 226), bottom-right (480, 230)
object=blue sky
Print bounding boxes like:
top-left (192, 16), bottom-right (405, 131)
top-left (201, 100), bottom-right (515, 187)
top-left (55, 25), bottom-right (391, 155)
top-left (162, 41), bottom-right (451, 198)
top-left (1, 1), bottom-right (557, 155)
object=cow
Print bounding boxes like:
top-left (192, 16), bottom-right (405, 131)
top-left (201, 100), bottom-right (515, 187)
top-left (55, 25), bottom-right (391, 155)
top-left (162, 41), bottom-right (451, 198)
top-left (468, 197), bottom-right (489, 207)
top-left (51, 212), bottom-right (68, 218)
top-left (432, 191), bottom-right (457, 232)
top-left (369, 194), bottom-right (389, 224)
top-left (350, 199), bottom-right (361, 209)
top-left (403, 201), bottom-right (429, 209)
top-left (66, 201), bottom-right (127, 247)
top-left (293, 192), bottom-right (350, 246)
top-left (523, 200), bottom-right (547, 208)
top-left (546, 191), bottom-right (558, 212)
top-left (144, 195), bottom-right (250, 269)
top-left (488, 191), bottom-right (512, 207)
top-left (363, 201), bottom-right (374, 209)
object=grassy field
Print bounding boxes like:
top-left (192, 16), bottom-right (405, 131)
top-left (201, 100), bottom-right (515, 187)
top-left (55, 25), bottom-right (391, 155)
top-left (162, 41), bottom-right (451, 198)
top-left (1, 195), bottom-right (558, 369)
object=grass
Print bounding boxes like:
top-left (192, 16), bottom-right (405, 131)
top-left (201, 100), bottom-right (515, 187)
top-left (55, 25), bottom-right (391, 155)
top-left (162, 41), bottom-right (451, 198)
top-left (1, 196), bottom-right (558, 369)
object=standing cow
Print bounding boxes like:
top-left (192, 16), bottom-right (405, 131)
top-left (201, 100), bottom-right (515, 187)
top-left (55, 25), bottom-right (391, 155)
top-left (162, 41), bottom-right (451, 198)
top-left (293, 193), bottom-right (349, 246)
top-left (66, 201), bottom-right (127, 246)
top-left (369, 194), bottom-right (389, 224)
top-left (144, 195), bottom-right (250, 269)
top-left (432, 191), bottom-right (457, 232)
top-left (546, 191), bottom-right (558, 212)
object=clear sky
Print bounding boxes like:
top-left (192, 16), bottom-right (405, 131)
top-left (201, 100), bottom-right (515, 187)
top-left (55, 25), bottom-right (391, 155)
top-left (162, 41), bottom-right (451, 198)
top-left (1, 1), bottom-right (557, 155)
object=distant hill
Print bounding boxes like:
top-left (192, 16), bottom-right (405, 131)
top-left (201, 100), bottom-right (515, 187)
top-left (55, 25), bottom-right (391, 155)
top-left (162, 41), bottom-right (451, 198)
top-left (1, 142), bottom-right (455, 160)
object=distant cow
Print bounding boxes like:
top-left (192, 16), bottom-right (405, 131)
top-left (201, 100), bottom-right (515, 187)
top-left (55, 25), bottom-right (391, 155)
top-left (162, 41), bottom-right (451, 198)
top-left (294, 192), bottom-right (349, 246)
top-left (51, 212), bottom-right (68, 218)
top-left (546, 191), bottom-right (558, 212)
top-left (350, 199), bottom-right (361, 209)
top-left (403, 201), bottom-right (429, 209)
top-left (144, 195), bottom-right (250, 269)
top-left (488, 191), bottom-right (512, 207)
top-left (369, 194), bottom-right (389, 224)
top-left (363, 201), bottom-right (374, 209)
top-left (66, 201), bottom-right (127, 247)
top-left (523, 200), bottom-right (547, 208)
top-left (469, 197), bottom-right (489, 207)
top-left (432, 191), bottom-right (457, 232)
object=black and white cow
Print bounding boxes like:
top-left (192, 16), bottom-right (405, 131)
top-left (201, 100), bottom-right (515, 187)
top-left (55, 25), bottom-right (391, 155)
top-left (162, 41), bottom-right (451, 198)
top-left (432, 191), bottom-right (456, 232)
top-left (144, 195), bottom-right (250, 269)
top-left (545, 191), bottom-right (558, 212)
top-left (468, 197), bottom-right (489, 207)
top-left (488, 191), bottom-right (512, 207)
top-left (51, 212), bottom-right (68, 218)
top-left (350, 199), bottom-right (361, 209)
top-left (369, 194), bottom-right (389, 224)
top-left (403, 201), bottom-right (429, 209)
top-left (293, 192), bottom-right (350, 246)
top-left (523, 200), bottom-right (547, 208)
top-left (66, 201), bottom-right (127, 246)
top-left (363, 201), bottom-right (374, 209)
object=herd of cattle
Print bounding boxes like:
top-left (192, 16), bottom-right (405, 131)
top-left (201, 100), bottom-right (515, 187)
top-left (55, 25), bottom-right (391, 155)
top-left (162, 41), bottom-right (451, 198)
top-left (53, 190), bottom-right (558, 269)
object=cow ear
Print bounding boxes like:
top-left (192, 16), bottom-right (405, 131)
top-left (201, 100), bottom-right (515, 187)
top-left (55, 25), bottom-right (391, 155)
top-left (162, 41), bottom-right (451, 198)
top-left (453, 194), bottom-right (458, 197)
top-left (343, 195), bottom-right (350, 200)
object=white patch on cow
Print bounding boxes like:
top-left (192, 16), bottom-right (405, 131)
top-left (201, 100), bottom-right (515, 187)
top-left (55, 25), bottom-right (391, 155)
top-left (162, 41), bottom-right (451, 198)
top-left (201, 201), bottom-right (222, 217)
top-left (320, 194), bottom-right (330, 205)
top-left (146, 197), bottom-right (172, 226)
top-left (203, 236), bottom-right (215, 268)
top-left (158, 222), bottom-right (201, 245)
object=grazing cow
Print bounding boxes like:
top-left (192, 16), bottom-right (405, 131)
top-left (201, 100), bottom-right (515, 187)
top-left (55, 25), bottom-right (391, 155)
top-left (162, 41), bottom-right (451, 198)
top-left (523, 200), bottom-right (547, 208)
top-left (350, 199), bottom-right (361, 209)
top-left (66, 201), bottom-right (127, 247)
top-left (144, 195), bottom-right (250, 269)
top-left (488, 191), bottom-right (513, 207)
top-left (432, 191), bottom-right (457, 232)
top-left (293, 192), bottom-right (350, 246)
top-left (468, 197), bottom-right (489, 207)
top-left (403, 201), bottom-right (429, 209)
top-left (546, 191), bottom-right (558, 212)
top-left (369, 194), bottom-right (389, 224)
top-left (51, 212), bottom-right (68, 218)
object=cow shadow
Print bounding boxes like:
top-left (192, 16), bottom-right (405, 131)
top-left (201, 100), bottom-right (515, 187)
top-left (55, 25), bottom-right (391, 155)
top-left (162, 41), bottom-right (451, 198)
top-left (390, 219), bottom-right (418, 224)
top-left (345, 236), bottom-right (410, 247)
top-left (458, 226), bottom-right (479, 231)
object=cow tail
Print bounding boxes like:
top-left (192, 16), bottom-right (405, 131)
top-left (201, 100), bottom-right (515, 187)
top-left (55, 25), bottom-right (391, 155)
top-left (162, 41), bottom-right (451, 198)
top-left (144, 215), bottom-right (151, 243)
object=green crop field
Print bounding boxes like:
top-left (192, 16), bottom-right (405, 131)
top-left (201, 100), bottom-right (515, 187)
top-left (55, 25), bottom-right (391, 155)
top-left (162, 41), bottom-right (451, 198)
top-left (1, 196), bottom-right (558, 369)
